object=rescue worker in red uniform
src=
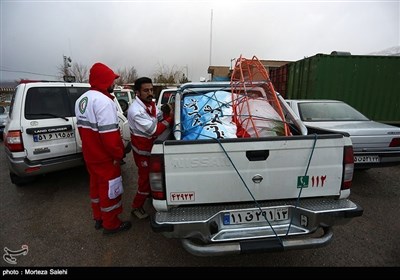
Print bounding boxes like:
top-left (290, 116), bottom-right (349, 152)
top-left (127, 77), bottom-right (174, 219)
top-left (75, 62), bottom-right (132, 234)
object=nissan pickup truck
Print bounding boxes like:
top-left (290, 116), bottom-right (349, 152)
top-left (149, 82), bottom-right (363, 256)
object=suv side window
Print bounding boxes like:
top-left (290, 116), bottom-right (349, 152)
top-left (24, 87), bottom-right (88, 120)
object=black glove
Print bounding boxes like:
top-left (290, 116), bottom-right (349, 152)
top-left (161, 103), bottom-right (173, 115)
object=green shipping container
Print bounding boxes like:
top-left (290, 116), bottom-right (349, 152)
top-left (286, 53), bottom-right (400, 125)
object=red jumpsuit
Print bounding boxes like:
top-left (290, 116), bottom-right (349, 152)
top-left (75, 63), bottom-right (125, 230)
top-left (127, 98), bottom-right (172, 209)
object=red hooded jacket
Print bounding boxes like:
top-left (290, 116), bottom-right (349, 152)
top-left (75, 63), bottom-right (124, 163)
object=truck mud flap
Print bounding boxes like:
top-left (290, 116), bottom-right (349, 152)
top-left (150, 216), bottom-right (174, 233)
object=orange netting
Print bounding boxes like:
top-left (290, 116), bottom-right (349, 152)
top-left (230, 55), bottom-right (291, 137)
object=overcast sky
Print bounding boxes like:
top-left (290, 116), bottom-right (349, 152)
top-left (0, 0), bottom-right (399, 82)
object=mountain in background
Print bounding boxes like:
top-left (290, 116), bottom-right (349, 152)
top-left (368, 46), bottom-right (400, 56)
top-left (0, 81), bottom-right (18, 88)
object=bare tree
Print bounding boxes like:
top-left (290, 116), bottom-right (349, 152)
top-left (179, 73), bottom-right (190, 84)
top-left (57, 62), bottom-right (88, 82)
top-left (56, 58), bottom-right (137, 84)
top-left (70, 63), bottom-right (89, 82)
top-left (57, 57), bottom-right (88, 82)
top-left (115, 66), bottom-right (138, 85)
top-left (57, 64), bottom-right (67, 80)
top-left (153, 63), bottom-right (182, 84)
top-left (179, 65), bottom-right (190, 83)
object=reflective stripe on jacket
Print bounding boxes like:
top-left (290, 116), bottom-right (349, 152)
top-left (128, 97), bottom-right (172, 154)
top-left (75, 90), bottom-right (124, 163)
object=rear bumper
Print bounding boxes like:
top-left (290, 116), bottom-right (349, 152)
top-left (354, 150), bottom-right (400, 169)
top-left (181, 226), bottom-right (334, 256)
top-left (6, 150), bottom-right (84, 177)
top-left (151, 197), bottom-right (363, 256)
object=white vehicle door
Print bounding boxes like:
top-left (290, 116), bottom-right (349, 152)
top-left (20, 84), bottom-right (89, 161)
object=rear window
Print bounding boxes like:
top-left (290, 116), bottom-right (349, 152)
top-left (161, 90), bottom-right (177, 104)
top-left (298, 102), bottom-right (369, 121)
top-left (24, 87), bottom-right (89, 120)
top-left (161, 92), bottom-right (172, 104)
top-left (115, 90), bottom-right (134, 103)
top-left (115, 92), bottom-right (128, 98)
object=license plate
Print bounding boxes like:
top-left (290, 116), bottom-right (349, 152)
top-left (33, 131), bottom-right (74, 142)
top-left (223, 207), bottom-right (289, 225)
top-left (354, 155), bottom-right (380, 163)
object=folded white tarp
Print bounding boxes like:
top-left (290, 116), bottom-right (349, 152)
top-left (235, 97), bottom-right (285, 137)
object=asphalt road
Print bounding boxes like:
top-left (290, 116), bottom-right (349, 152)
top-left (1, 141), bottom-right (399, 270)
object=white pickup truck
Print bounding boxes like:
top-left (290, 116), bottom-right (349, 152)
top-left (149, 82), bottom-right (363, 256)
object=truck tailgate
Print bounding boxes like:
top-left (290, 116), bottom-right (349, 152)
top-left (160, 134), bottom-right (346, 205)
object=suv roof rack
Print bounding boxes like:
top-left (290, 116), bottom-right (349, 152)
top-left (19, 76), bottom-right (77, 84)
top-left (19, 79), bottom-right (62, 84)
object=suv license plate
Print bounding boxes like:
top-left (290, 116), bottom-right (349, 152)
top-left (33, 132), bottom-right (74, 142)
top-left (354, 155), bottom-right (380, 163)
top-left (223, 208), bottom-right (289, 225)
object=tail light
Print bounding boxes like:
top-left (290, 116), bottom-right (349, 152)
top-left (149, 154), bottom-right (165, 200)
top-left (5, 130), bottom-right (24, 152)
top-left (389, 138), bottom-right (400, 147)
top-left (342, 145), bottom-right (354, 190)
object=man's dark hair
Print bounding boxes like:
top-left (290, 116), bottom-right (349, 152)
top-left (134, 77), bottom-right (152, 91)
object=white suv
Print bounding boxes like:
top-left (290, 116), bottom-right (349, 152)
top-left (3, 81), bottom-right (130, 185)
top-left (114, 87), bottom-right (135, 115)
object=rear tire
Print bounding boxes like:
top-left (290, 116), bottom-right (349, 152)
top-left (356, 168), bottom-right (371, 171)
top-left (10, 172), bottom-right (36, 186)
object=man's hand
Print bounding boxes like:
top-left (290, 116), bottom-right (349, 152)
top-left (168, 103), bottom-right (174, 117)
top-left (161, 102), bottom-right (174, 116)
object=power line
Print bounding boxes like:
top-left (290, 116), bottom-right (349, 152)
top-left (0, 69), bottom-right (58, 77)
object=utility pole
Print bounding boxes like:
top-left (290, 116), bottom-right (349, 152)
top-left (208, 9), bottom-right (213, 82)
top-left (63, 55), bottom-right (75, 82)
top-left (63, 55), bottom-right (72, 76)
top-left (230, 58), bottom-right (236, 70)
top-left (209, 9), bottom-right (213, 67)
top-left (184, 64), bottom-right (188, 80)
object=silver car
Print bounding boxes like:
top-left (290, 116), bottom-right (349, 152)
top-left (0, 104), bottom-right (10, 141)
top-left (286, 99), bottom-right (400, 169)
